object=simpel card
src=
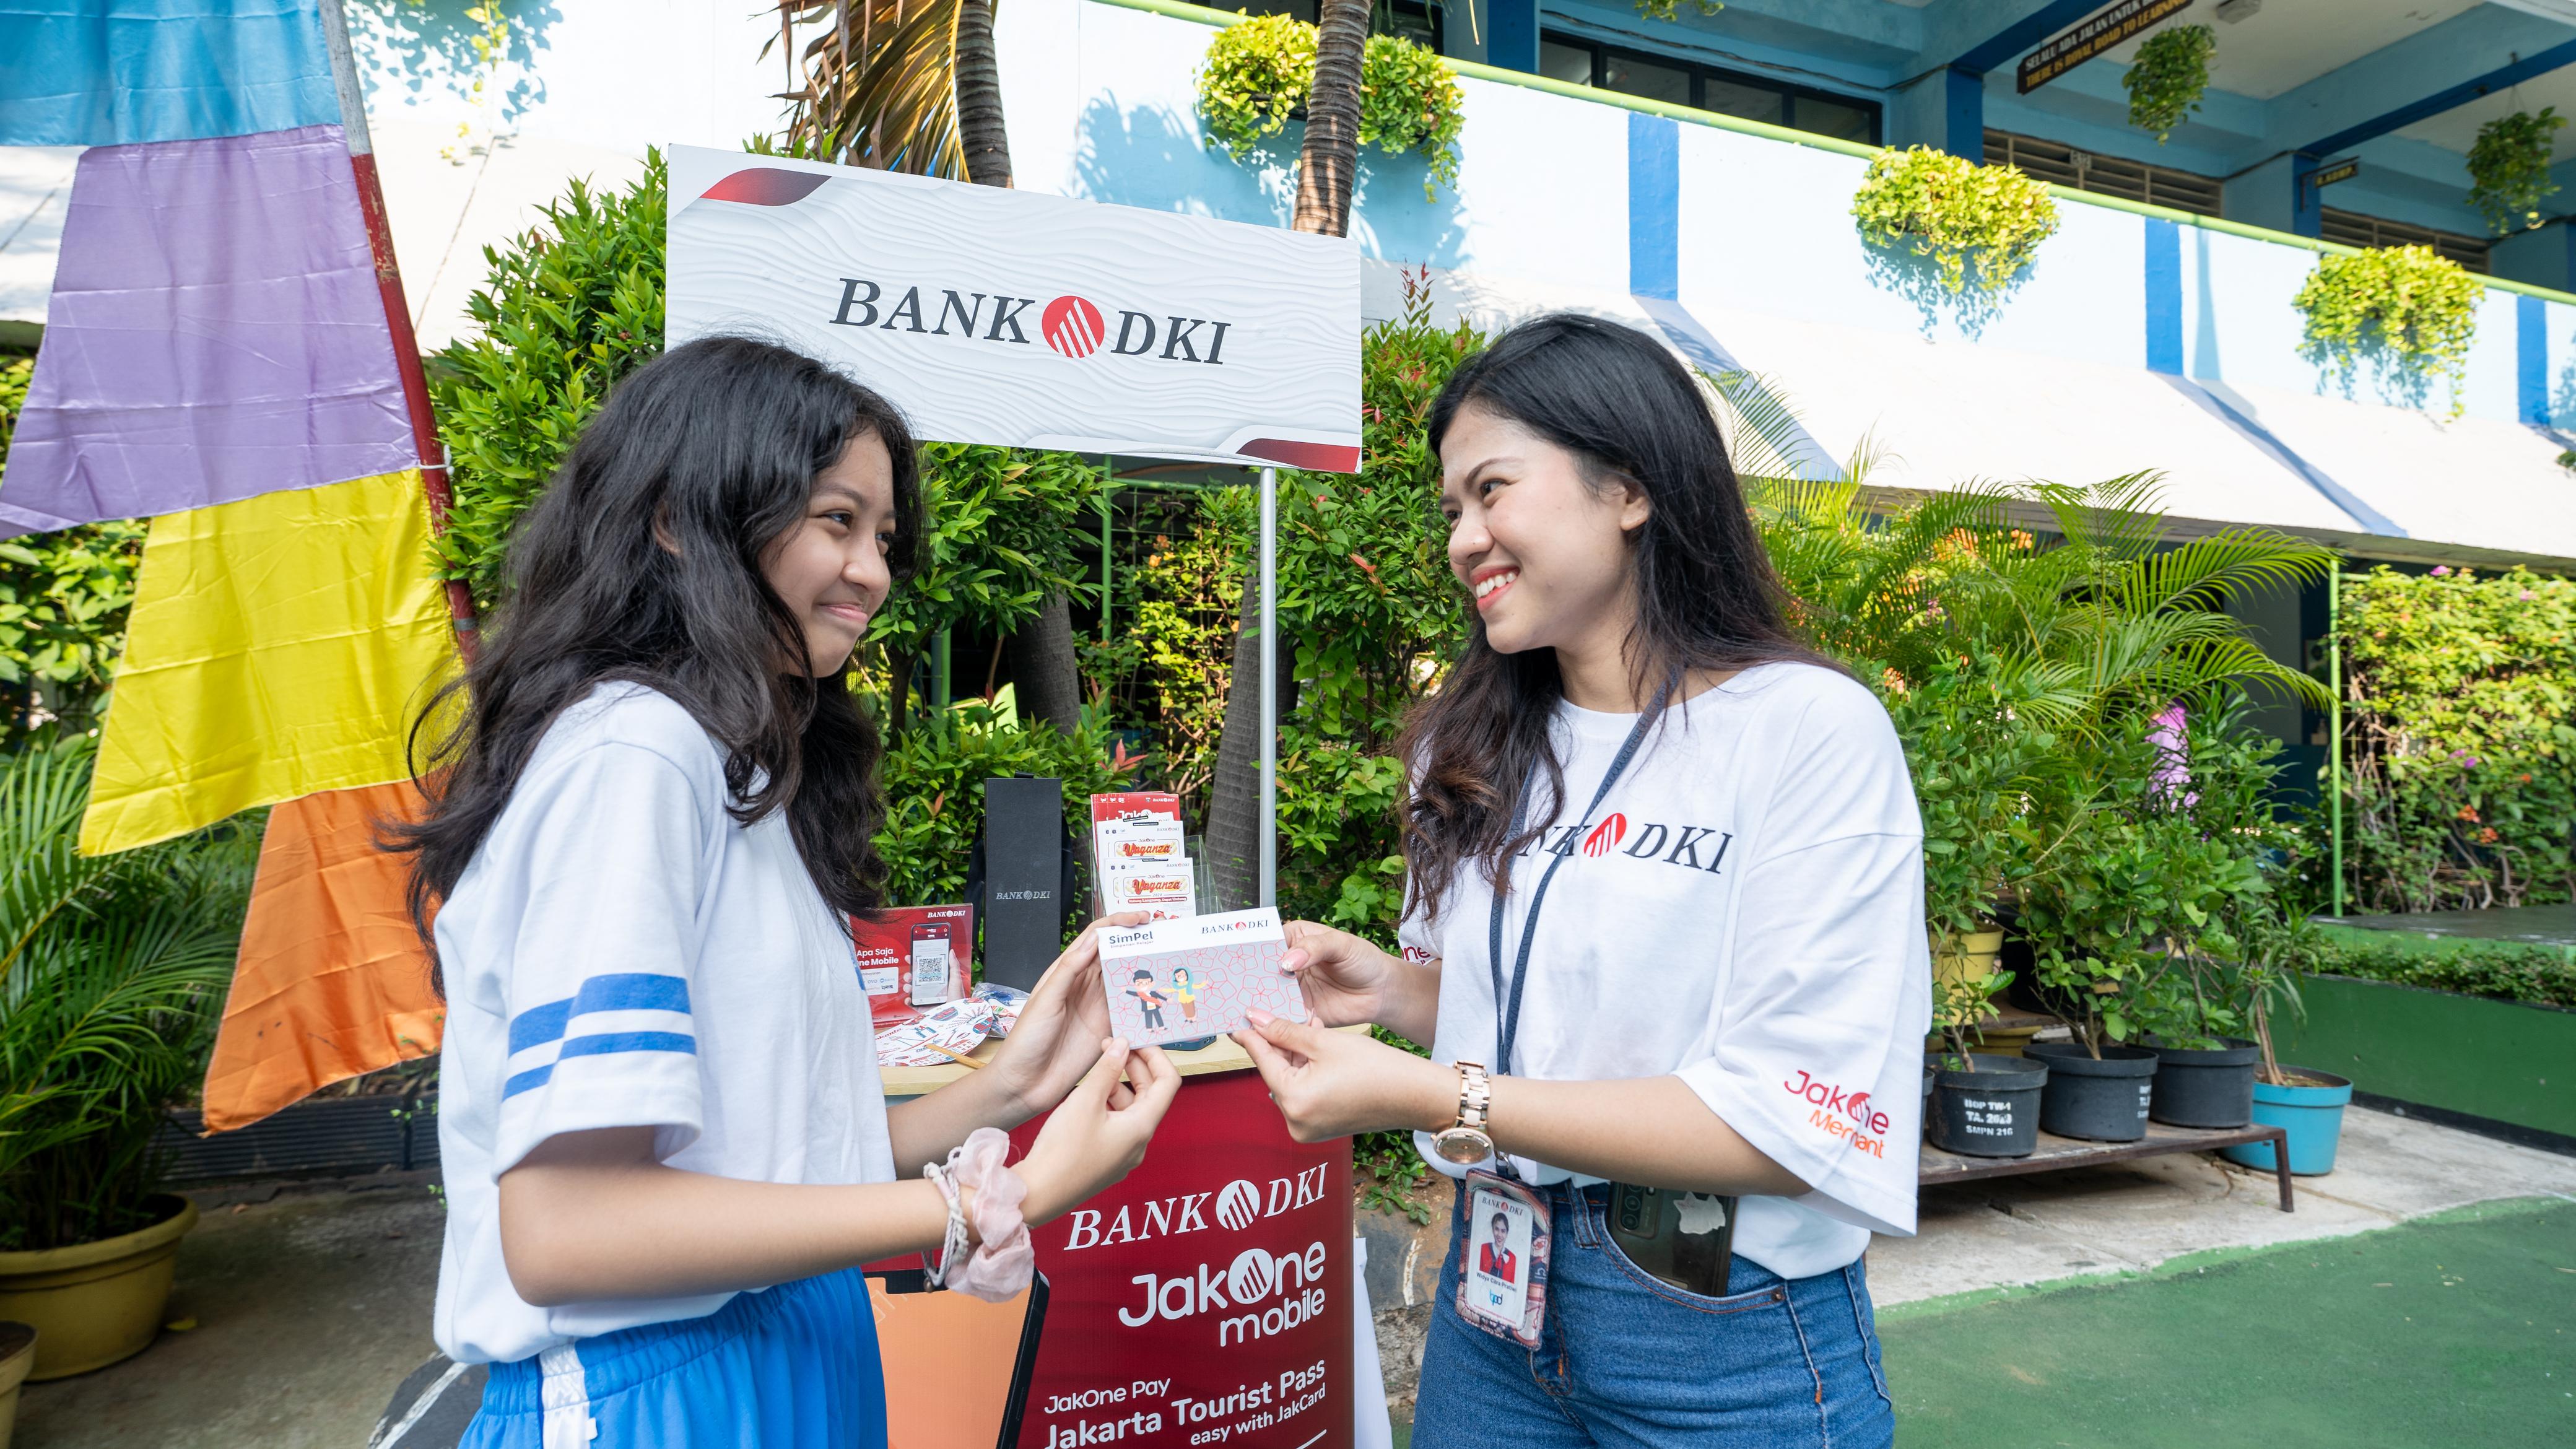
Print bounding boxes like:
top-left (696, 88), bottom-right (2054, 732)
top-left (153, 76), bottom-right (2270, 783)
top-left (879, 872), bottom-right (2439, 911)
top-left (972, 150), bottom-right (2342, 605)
top-left (1096, 907), bottom-right (1307, 1048)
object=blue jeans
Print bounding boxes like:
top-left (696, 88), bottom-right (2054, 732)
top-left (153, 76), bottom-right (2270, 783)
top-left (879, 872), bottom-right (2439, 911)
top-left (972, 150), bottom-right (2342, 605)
top-left (1411, 1180), bottom-right (1894, 1449)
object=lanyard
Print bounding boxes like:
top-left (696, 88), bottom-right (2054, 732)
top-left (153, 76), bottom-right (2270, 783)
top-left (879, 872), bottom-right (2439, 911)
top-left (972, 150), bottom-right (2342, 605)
top-left (1485, 676), bottom-right (1675, 1090)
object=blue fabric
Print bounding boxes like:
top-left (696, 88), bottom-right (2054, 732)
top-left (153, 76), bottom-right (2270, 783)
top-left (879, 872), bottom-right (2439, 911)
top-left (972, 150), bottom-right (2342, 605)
top-left (1411, 1181), bottom-right (1894, 1449)
top-left (464, 1267), bottom-right (888, 1449)
top-left (0, 0), bottom-right (339, 146)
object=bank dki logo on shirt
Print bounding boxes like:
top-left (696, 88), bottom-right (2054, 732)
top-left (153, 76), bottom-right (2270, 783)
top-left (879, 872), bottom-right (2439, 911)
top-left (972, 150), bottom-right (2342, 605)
top-left (1526, 816), bottom-right (1736, 874)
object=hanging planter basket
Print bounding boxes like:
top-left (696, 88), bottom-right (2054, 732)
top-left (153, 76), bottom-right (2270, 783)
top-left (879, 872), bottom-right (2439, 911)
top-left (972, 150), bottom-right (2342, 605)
top-left (2123, 24), bottom-right (2216, 144)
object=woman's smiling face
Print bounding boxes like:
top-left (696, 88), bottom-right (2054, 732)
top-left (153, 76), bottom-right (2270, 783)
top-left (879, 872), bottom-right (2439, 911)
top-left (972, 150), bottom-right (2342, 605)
top-left (761, 430), bottom-right (901, 677)
top-left (1437, 403), bottom-right (1650, 660)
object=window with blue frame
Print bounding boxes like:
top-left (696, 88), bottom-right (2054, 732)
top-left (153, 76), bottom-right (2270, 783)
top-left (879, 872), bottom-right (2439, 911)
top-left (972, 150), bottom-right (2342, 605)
top-left (1539, 33), bottom-right (1879, 144)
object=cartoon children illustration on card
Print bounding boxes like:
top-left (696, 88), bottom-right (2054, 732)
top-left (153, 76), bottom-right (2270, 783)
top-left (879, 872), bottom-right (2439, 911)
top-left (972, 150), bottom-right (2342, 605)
top-left (1172, 967), bottom-right (1198, 1022)
top-left (1128, 967), bottom-right (1170, 1031)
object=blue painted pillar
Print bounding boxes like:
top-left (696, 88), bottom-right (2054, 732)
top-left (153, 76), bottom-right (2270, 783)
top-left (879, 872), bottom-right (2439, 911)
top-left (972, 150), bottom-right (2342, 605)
top-left (1945, 68), bottom-right (1985, 163)
top-left (1630, 111), bottom-right (1680, 299)
top-left (1486, 0), bottom-right (1538, 74)
top-left (2517, 294), bottom-right (2550, 427)
top-left (2143, 217), bottom-right (2182, 375)
top-left (2289, 154), bottom-right (2325, 239)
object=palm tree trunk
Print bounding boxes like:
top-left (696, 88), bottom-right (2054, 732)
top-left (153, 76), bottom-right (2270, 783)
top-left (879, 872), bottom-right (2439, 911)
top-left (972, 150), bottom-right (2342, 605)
top-left (954, 0), bottom-right (1011, 188)
top-left (1292, 0), bottom-right (1369, 237)
top-left (1205, 1), bottom-right (1369, 905)
top-left (1006, 592), bottom-right (1084, 734)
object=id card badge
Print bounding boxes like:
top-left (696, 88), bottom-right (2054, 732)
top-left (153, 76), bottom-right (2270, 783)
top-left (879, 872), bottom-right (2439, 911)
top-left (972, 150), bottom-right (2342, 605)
top-left (1455, 1170), bottom-right (1550, 1348)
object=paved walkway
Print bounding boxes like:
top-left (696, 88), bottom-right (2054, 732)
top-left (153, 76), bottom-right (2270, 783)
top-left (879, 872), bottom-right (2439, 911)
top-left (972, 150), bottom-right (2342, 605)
top-left (14, 1106), bottom-right (2567, 1448)
top-left (12, 1175), bottom-right (444, 1449)
top-left (1870, 1102), bottom-right (2576, 1308)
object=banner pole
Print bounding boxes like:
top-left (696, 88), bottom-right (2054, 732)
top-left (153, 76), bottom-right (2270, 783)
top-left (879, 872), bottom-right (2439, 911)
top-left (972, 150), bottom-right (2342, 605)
top-left (2329, 562), bottom-right (2344, 919)
top-left (1259, 465), bottom-right (1277, 909)
top-left (320, 0), bottom-right (481, 660)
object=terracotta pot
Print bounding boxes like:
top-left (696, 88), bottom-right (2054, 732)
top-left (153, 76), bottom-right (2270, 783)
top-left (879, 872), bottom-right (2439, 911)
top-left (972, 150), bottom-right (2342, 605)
top-left (0, 1321), bottom-right (33, 1449)
top-left (0, 1195), bottom-right (199, 1380)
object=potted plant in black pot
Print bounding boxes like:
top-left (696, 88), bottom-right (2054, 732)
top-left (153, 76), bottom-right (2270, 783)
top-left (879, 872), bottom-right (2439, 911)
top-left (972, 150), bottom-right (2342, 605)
top-left (2016, 721), bottom-right (2237, 1142)
top-left (2134, 709), bottom-right (2302, 1129)
top-left (1924, 967), bottom-right (2047, 1157)
top-left (0, 737), bottom-right (254, 1380)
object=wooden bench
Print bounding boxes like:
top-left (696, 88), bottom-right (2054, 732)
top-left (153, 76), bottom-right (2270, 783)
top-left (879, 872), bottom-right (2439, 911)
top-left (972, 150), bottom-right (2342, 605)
top-left (1920, 1120), bottom-right (2297, 1211)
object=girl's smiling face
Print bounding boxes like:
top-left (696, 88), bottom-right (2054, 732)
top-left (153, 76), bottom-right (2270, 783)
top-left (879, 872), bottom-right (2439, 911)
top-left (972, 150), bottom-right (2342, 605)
top-left (1437, 403), bottom-right (1649, 660)
top-left (762, 431), bottom-right (902, 677)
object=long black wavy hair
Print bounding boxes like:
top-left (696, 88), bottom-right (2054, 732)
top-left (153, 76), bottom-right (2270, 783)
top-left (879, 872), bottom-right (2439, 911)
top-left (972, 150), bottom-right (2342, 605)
top-left (392, 336), bottom-right (923, 979)
top-left (1396, 313), bottom-right (1830, 918)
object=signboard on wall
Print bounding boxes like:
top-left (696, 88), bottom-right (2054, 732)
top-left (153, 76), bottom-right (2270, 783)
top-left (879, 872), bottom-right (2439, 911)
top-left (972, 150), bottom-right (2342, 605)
top-left (2017, 0), bottom-right (2195, 94)
top-left (665, 146), bottom-right (1361, 472)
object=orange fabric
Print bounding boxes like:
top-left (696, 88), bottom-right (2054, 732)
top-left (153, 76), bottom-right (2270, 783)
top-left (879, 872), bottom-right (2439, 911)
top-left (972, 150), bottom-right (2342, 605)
top-left (201, 778), bottom-right (443, 1133)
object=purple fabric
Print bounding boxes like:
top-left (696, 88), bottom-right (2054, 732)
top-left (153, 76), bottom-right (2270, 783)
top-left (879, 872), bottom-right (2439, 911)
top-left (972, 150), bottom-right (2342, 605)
top-left (0, 123), bottom-right (414, 538)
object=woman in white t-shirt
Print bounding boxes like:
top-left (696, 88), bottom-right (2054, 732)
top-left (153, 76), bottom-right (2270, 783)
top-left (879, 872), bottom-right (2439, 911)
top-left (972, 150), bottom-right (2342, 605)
top-left (397, 337), bottom-right (1178, 1448)
top-left (1235, 315), bottom-right (1926, 1448)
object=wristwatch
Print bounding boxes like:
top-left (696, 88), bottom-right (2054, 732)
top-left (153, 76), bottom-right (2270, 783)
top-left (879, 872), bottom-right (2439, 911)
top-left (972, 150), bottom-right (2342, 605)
top-left (1430, 1060), bottom-right (1495, 1165)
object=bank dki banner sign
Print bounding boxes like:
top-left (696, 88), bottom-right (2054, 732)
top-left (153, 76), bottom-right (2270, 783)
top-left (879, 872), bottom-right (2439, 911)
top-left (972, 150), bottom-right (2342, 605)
top-left (666, 146), bottom-right (1360, 473)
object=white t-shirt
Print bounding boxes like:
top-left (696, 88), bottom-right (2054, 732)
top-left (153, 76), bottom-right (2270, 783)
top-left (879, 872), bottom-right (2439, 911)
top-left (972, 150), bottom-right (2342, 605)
top-left (433, 683), bottom-right (897, 1365)
top-left (1403, 662), bottom-right (1930, 1281)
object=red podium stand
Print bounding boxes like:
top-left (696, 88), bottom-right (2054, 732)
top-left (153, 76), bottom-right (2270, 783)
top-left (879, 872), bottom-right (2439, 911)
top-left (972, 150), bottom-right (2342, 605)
top-left (879, 1045), bottom-right (1355, 1449)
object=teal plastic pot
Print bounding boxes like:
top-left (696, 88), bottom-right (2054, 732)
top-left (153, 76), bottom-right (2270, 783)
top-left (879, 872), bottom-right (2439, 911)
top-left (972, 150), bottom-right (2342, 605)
top-left (2221, 1070), bottom-right (2354, 1177)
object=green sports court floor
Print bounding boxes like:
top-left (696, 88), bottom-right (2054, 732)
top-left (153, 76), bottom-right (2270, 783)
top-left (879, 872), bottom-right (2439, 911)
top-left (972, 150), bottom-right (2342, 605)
top-left (1878, 1194), bottom-right (2576, 1448)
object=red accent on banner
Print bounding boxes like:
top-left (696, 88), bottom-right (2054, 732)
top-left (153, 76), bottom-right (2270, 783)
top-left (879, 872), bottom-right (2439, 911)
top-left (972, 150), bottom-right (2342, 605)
top-left (699, 168), bottom-right (832, 206)
top-left (1010, 1071), bottom-right (1354, 1449)
top-left (1237, 439), bottom-right (1361, 473)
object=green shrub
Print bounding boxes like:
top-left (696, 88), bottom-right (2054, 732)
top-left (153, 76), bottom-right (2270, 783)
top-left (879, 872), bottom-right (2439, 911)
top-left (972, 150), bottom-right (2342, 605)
top-left (0, 357), bottom-right (142, 739)
top-left (428, 160), bottom-right (668, 608)
top-left (874, 700), bottom-right (1135, 912)
top-left (2338, 565), bottom-right (2576, 912)
top-left (0, 735), bottom-right (258, 1250)
top-left (2311, 939), bottom-right (2576, 1009)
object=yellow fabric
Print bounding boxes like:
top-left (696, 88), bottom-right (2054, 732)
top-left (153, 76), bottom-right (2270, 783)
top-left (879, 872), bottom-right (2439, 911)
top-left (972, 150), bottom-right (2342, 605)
top-left (80, 469), bottom-right (459, 855)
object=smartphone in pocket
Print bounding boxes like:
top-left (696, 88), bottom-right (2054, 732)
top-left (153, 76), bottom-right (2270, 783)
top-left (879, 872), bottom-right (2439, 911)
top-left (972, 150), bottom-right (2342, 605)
top-left (1607, 1183), bottom-right (1736, 1298)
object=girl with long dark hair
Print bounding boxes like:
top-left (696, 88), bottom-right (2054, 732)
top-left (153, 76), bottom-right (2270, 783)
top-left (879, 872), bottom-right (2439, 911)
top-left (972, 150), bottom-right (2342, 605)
top-left (402, 337), bottom-right (1177, 1448)
top-left (1234, 315), bottom-right (1924, 1447)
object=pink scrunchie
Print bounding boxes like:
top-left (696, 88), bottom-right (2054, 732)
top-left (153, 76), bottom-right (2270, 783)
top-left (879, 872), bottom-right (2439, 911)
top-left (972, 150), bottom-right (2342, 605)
top-left (946, 1128), bottom-right (1035, 1302)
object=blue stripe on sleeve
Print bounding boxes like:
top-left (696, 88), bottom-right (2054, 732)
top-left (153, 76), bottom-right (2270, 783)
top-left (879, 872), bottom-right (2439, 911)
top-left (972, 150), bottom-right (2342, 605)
top-left (506, 998), bottom-right (574, 1055)
top-left (557, 1031), bottom-right (698, 1061)
top-left (502, 1064), bottom-right (555, 1099)
top-left (570, 972), bottom-right (692, 1017)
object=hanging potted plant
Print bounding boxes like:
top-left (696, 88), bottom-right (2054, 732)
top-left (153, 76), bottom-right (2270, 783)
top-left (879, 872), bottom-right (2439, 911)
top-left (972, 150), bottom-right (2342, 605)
top-left (2466, 107), bottom-right (2565, 235)
top-left (2294, 244), bottom-right (2483, 418)
top-left (1852, 146), bottom-right (2060, 295)
top-left (1197, 14), bottom-right (1465, 201)
top-left (2123, 23), bottom-right (2216, 144)
top-left (0, 738), bottom-right (251, 1380)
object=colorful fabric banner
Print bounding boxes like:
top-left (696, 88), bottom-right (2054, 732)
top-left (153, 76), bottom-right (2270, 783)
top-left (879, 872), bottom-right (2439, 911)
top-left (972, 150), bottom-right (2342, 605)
top-left (202, 777), bottom-right (443, 1132)
top-left (79, 466), bottom-right (458, 855)
top-left (0, 123), bottom-right (415, 539)
top-left (0, 0), bottom-right (339, 147)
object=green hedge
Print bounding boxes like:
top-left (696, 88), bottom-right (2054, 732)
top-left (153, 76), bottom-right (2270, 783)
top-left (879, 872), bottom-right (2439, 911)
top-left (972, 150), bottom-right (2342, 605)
top-left (2338, 565), bottom-right (2576, 912)
top-left (2309, 936), bottom-right (2576, 1009)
